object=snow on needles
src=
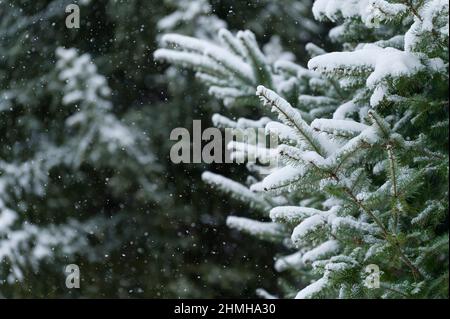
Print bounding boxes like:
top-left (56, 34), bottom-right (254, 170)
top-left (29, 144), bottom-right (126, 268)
top-left (308, 44), bottom-right (425, 88)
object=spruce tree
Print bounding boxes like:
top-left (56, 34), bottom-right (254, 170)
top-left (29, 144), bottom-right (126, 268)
top-left (2, 0), bottom-right (315, 298)
top-left (155, 0), bottom-right (449, 298)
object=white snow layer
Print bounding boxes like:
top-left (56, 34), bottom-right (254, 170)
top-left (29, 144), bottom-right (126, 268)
top-left (308, 44), bottom-right (425, 87)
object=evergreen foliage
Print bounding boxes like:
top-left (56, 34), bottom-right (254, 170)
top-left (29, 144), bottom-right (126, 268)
top-left (1, 0), bottom-right (322, 298)
top-left (156, 0), bottom-right (449, 298)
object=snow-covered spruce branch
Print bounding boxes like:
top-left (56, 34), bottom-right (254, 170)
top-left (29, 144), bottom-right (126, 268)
top-left (255, 86), bottom-right (423, 278)
top-left (154, 29), bottom-right (332, 110)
